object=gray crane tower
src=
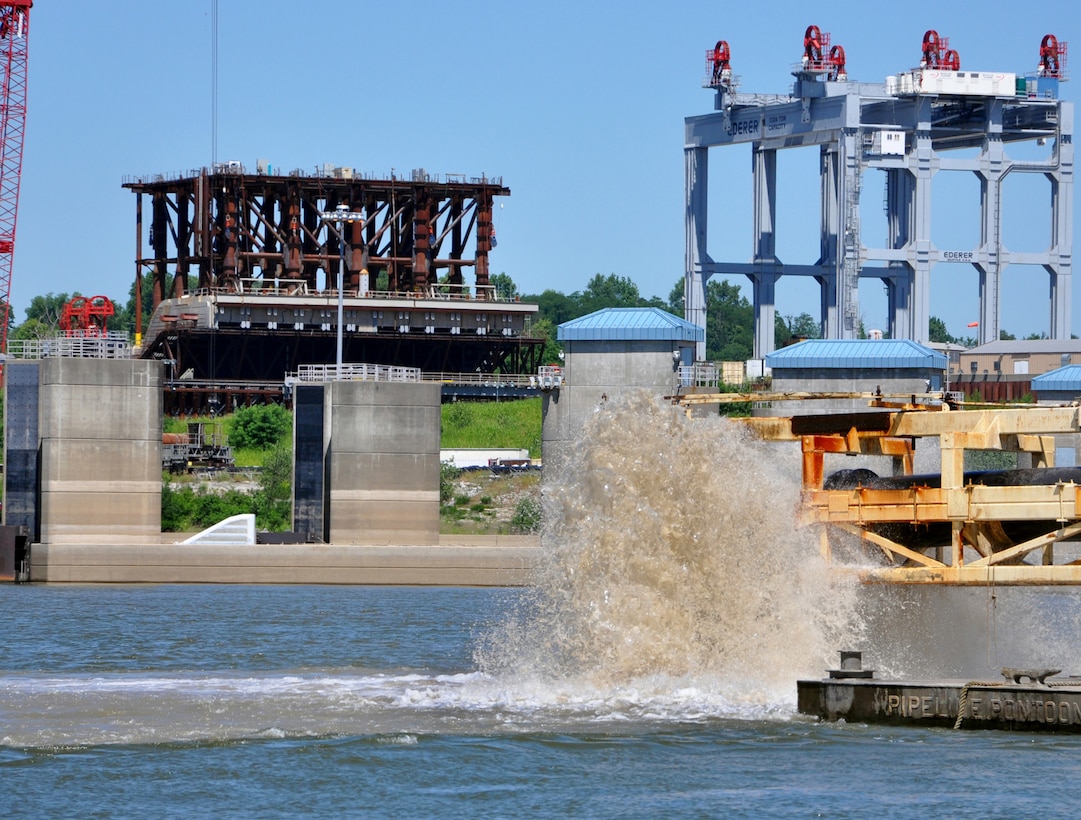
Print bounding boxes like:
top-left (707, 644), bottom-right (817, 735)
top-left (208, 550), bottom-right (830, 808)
top-left (685, 29), bottom-right (1073, 362)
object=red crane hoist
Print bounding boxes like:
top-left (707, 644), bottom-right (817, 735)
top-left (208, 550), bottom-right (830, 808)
top-left (1039, 34), bottom-right (1067, 78)
top-left (920, 29), bottom-right (960, 71)
top-left (709, 39), bottom-right (732, 86)
top-left (0, 0), bottom-right (29, 356)
top-left (801, 25), bottom-right (833, 73)
top-left (828, 44), bottom-right (847, 81)
top-left (60, 295), bottom-right (115, 337)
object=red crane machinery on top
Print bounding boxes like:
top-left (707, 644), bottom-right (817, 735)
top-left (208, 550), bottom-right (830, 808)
top-left (59, 296), bottom-right (115, 338)
top-left (920, 29), bottom-right (960, 71)
top-left (708, 39), bottom-right (732, 87)
top-left (827, 44), bottom-right (847, 81)
top-left (0, 1), bottom-right (29, 357)
top-left (799, 26), bottom-right (847, 80)
top-left (1039, 34), bottom-right (1068, 78)
top-left (801, 25), bottom-right (832, 73)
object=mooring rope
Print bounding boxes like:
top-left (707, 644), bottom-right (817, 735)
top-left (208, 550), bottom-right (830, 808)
top-left (954, 680), bottom-right (1008, 729)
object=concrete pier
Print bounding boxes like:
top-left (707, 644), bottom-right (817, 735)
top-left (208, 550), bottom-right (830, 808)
top-left (293, 379), bottom-right (442, 545)
top-left (4, 359), bottom-right (163, 545)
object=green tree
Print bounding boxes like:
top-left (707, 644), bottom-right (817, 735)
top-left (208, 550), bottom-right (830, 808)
top-left (786, 312), bottom-right (821, 340)
top-left (570, 273), bottom-right (642, 315)
top-left (706, 279), bottom-right (753, 362)
top-left (527, 289), bottom-right (578, 326)
top-left (11, 317), bottom-right (54, 341)
top-left (529, 316), bottom-right (563, 365)
top-left (929, 315), bottom-right (956, 344)
top-left (490, 272), bottom-right (519, 302)
top-left (228, 404), bottom-right (292, 449)
top-left (775, 312), bottom-right (821, 348)
top-left (14, 292), bottom-right (74, 339)
top-left (667, 277), bottom-right (752, 361)
top-left (667, 279), bottom-right (685, 314)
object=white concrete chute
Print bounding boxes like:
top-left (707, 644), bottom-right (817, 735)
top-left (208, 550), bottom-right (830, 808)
top-left (181, 514), bottom-right (256, 546)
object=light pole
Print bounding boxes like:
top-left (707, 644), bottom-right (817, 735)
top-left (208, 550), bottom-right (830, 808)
top-left (320, 205), bottom-right (365, 379)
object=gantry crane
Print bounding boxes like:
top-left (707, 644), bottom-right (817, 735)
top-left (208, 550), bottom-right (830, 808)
top-left (0, 1), bottom-right (30, 355)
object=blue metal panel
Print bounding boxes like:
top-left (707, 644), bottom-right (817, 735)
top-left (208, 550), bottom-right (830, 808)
top-left (1033, 365), bottom-right (1081, 390)
top-left (558, 308), bottom-right (704, 343)
top-left (766, 339), bottom-right (946, 370)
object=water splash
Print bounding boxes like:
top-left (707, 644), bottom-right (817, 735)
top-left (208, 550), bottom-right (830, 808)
top-left (478, 391), bottom-right (861, 697)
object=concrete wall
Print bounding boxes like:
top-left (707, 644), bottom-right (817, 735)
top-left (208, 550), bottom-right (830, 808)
top-left (326, 380), bottom-right (441, 545)
top-left (37, 359), bottom-right (163, 544)
top-left (542, 340), bottom-right (685, 477)
top-left (29, 538), bottom-right (539, 585)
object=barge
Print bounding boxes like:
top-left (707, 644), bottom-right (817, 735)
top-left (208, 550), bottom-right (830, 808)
top-left (798, 653), bottom-right (1081, 731)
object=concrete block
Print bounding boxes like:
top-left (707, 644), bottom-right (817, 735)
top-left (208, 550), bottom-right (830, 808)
top-left (328, 495), bottom-right (439, 545)
top-left (39, 384), bottom-right (161, 440)
top-left (40, 489), bottom-right (161, 544)
top-left (40, 439), bottom-right (160, 484)
top-left (329, 452), bottom-right (440, 491)
top-left (330, 405), bottom-right (440, 454)
top-left (40, 358), bottom-right (163, 389)
top-left (329, 380), bottom-right (440, 408)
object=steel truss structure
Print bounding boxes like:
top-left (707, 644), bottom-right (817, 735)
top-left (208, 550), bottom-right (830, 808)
top-left (124, 167), bottom-right (507, 305)
top-left (0, 1), bottom-right (30, 355)
top-left (706, 398), bottom-right (1081, 586)
top-left (685, 39), bottom-right (1074, 361)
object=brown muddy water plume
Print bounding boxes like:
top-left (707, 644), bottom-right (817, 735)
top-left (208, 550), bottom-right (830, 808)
top-left (477, 391), bottom-right (861, 697)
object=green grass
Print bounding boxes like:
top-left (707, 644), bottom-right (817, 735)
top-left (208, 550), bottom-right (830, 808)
top-left (441, 398), bottom-right (542, 457)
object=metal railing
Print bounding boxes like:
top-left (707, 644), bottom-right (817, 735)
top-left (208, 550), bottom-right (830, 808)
top-left (289, 363), bottom-right (421, 383)
top-left (422, 372), bottom-right (537, 387)
top-left (6, 335), bottom-right (133, 360)
top-left (123, 167), bottom-right (504, 188)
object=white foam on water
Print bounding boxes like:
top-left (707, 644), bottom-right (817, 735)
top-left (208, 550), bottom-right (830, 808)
top-left (0, 666), bottom-right (806, 747)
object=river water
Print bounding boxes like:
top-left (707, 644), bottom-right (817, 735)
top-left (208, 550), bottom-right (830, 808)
top-left (4, 393), bottom-right (1081, 816)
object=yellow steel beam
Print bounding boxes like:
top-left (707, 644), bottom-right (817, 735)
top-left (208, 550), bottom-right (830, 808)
top-left (853, 564), bottom-right (1081, 586)
top-left (832, 522), bottom-right (946, 568)
top-left (804, 484), bottom-right (1081, 525)
top-left (968, 522), bottom-right (1081, 568)
top-left (888, 406), bottom-right (1081, 438)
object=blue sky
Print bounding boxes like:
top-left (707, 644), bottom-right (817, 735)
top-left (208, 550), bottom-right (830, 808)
top-left (13, 0), bottom-right (1077, 341)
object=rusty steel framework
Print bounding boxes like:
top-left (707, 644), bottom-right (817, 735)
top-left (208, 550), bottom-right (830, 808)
top-left (124, 167), bottom-right (507, 309)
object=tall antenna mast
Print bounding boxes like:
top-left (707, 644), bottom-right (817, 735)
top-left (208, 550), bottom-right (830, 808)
top-left (211, 0), bottom-right (218, 167)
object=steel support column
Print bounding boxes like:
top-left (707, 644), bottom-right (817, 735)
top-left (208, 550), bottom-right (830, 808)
top-left (1049, 101), bottom-right (1074, 339)
top-left (885, 167), bottom-right (916, 339)
top-left (751, 146), bottom-right (778, 358)
top-left (976, 100), bottom-right (1005, 345)
top-left (684, 146), bottom-right (709, 361)
top-left (818, 145), bottom-right (840, 338)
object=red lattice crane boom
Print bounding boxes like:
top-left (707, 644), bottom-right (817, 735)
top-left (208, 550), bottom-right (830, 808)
top-left (0, 1), bottom-right (30, 355)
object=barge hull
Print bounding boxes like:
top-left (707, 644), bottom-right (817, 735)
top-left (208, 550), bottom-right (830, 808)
top-left (798, 678), bottom-right (1081, 732)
